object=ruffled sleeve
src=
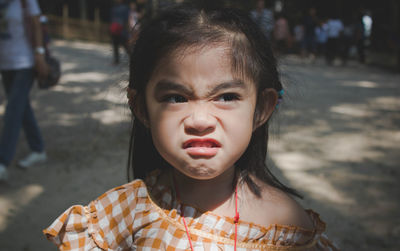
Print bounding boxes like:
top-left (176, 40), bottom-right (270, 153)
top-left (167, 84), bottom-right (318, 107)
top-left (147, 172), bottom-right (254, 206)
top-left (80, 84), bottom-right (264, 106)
top-left (299, 210), bottom-right (340, 250)
top-left (43, 180), bottom-right (146, 250)
top-left (314, 233), bottom-right (340, 250)
top-left (43, 204), bottom-right (105, 250)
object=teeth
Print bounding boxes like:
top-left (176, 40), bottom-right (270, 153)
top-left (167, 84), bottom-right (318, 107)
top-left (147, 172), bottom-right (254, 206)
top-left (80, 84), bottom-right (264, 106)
top-left (190, 142), bottom-right (214, 147)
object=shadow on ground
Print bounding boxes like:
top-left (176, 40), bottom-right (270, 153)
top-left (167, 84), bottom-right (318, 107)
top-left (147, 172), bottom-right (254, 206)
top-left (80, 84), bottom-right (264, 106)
top-left (269, 56), bottom-right (400, 250)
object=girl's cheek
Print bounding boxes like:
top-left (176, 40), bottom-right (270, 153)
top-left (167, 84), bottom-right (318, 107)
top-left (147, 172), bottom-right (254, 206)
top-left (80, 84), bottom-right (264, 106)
top-left (215, 102), bottom-right (255, 119)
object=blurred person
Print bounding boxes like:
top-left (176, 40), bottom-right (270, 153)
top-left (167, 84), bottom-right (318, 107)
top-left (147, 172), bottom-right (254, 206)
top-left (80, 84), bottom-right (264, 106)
top-left (325, 13), bottom-right (344, 65)
top-left (340, 18), bottom-right (354, 65)
top-left (250, 0), bottom-right (274, 40)
top-left (0, 0), bottom-right (48, 181)
top-left (315, 19), bottom-right (328, 56)
top-left (128, 1), bottom-right (140, 45)
top-left (362, 11), bottom-right (372, 43)
top-left (301, 7), bottom-right (318, 59)
top-left (293, 21), bottom-right (304, 54)
top-left (110, 0), bottom-right (130, 65)
top-left (136, 0), bottom-right (151, 24)
top-left (354, 11), bottom-right (367, 63)
top-left (273, 12), bottom-right (291, 54)
top-left (129, 1), bottom-right (139, 28)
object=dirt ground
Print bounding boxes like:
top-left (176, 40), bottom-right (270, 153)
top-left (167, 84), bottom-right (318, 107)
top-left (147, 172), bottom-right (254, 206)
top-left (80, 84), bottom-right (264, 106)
top-left (0, 40), bottom-right (399, 251)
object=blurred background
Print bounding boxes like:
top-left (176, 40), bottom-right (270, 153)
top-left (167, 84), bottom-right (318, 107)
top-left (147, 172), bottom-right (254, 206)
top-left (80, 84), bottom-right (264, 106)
top-left (38, 0), bottom-right (400, 70)
top-left (0, 0), bottom-right (399, 250)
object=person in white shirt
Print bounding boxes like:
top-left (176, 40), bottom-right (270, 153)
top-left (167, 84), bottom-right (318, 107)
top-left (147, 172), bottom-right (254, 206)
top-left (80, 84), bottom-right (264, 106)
top-left (0, 0), bottom-right (48, 181)
top-left (315, 20), bottom-right (328, 56)
top-left (325, 15), bottom-right (344, 65)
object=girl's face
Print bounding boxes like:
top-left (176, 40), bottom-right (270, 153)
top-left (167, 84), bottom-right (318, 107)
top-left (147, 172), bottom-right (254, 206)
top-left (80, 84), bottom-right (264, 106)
top-left (144, 45), bottom-right (258, 180)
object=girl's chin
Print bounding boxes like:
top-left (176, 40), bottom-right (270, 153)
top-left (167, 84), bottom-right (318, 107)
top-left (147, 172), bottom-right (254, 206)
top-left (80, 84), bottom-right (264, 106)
top-left (175, 163), bottom-right (234, 181)
top-left (176, 166), bottom-right (220, 180)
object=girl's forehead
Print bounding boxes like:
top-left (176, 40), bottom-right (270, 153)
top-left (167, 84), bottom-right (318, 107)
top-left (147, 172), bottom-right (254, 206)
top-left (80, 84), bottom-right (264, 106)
top-left (169, 44), bottom-right (230, 63)
top-left (153, 44), bottom-right (255, 85)
top-left (145, 44), bottom-right (257, 98)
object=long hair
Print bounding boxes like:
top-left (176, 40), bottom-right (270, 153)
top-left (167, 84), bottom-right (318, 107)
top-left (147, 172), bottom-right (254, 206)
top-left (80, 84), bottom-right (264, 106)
top-left (128, 5), bottom-right (301, 198)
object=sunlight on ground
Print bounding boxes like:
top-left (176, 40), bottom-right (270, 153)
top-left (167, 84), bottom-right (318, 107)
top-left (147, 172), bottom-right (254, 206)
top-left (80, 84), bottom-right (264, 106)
top-left (331, 96), bottom-right (400, 118)
top-left (55, 113), bottom-right (83, 126)
top-left (92, 89), bottom-right (126, 104)
top-left (52, 85), bottom-right (86, 93)
top-left (61, 62), bottom-right (79, 72)
top-left (370, 96), bottom-right (400, 111)
top-left (272, 152), bottom-right (354, 205)
top-left (0, 184), bottom-right (44, 231)
top-left (91, 109), bottom-right (128, 125)
top-left (273, 152), bottom-right (324, 171)
top-left (323, 134), bottom-right (383, 162)
top-left (330, 104), bottom-right (377, 117)
top-left (53, 40), bottom-right (111, 54)
top-left (341, 80), bottom-right (379, 88)
top-left (61, 72), bottom-right (110, 83)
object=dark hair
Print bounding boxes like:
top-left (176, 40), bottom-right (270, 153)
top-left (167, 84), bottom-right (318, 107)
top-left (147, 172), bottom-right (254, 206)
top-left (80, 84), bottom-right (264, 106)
top-left (128, 5), bottom-right (301, 198)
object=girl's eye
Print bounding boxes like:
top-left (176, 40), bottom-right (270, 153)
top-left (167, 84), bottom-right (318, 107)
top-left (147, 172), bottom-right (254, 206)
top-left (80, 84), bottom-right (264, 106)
top-left (216, 93), bottom-right (240, 102)
top-left (163, 94), bottom-right (187, 103)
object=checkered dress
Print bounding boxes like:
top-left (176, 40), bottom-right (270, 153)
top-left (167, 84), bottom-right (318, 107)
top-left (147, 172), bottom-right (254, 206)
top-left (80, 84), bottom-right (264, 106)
top-left (44, 170), bottom-right (338, 250)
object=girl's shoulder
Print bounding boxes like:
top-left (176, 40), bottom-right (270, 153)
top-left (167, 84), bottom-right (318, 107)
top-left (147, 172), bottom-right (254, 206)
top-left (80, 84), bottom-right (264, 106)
top-left (264, 186), bottom-right (314, 229)
top-left (242, 177), bottom-right (314, 230)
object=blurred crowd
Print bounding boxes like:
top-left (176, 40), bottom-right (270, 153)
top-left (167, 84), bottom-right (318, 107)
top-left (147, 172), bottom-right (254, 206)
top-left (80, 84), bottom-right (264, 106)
top-left (250, 0), bottom-right (372, 65)
top-left (110, 0), bottom-right (374, 67)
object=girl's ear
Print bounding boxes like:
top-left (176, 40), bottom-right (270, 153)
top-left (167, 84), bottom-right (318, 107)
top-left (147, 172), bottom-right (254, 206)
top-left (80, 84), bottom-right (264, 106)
top-left (127, 87), bottom-right (149, 127)
top-left (253, 88), bottom-right (278, 130)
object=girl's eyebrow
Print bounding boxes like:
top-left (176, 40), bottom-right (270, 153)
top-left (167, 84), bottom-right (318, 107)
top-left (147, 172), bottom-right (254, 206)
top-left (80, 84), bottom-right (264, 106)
top-left (153, 79), bottom-right (246, 97)
top-left (153, 80), bottom-right (193, 96)
top-left (207, 80), bottom-right (246, 96)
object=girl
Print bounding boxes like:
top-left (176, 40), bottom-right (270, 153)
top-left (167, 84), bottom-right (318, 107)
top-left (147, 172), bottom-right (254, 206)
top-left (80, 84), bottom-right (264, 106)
top-left (44, 5), bottom-right (338, 250)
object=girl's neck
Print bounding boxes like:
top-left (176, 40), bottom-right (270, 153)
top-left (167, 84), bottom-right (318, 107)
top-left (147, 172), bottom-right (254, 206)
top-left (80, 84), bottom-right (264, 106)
top-left (172, 167), bottom-right (237, 212)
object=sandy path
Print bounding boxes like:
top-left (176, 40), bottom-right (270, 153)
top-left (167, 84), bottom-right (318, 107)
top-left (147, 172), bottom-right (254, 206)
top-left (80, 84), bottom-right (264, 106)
top-left (0, 40), bottom-right (399, 250)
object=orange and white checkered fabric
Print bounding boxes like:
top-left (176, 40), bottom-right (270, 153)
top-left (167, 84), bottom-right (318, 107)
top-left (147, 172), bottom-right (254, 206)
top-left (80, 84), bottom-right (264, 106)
top-left (44, 170), bottom-right (339, 250)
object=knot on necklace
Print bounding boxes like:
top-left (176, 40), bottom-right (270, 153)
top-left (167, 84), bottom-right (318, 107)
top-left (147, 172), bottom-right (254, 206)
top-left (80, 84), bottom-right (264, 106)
top-left (234, 212), bottom-right (240, 223)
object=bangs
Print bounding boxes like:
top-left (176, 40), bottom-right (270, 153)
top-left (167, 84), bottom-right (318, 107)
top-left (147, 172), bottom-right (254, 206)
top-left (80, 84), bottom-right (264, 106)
top-left (230, 32), bottom-right (260, 88)
top-left (147, 13), bottom-right (260, 90)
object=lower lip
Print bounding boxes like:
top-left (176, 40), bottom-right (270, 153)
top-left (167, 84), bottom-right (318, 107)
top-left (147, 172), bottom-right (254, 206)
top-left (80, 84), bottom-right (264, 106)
top-left (185, 147), bottom-right (219, 157)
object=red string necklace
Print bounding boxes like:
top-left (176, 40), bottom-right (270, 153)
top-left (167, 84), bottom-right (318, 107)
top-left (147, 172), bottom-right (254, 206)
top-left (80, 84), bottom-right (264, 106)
top-left (173, 176), bottom-right (239, 251)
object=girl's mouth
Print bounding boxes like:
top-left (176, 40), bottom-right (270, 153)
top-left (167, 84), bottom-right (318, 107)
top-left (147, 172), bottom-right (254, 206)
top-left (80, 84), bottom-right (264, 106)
top-left (182, 138), bottom-right (221, 157)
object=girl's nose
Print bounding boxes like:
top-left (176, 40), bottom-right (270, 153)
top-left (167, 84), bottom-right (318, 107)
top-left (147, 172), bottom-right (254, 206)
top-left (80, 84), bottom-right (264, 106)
top-left (184, 104), bottom-right (216, 135)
